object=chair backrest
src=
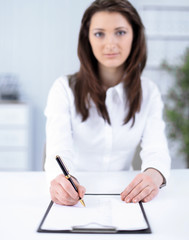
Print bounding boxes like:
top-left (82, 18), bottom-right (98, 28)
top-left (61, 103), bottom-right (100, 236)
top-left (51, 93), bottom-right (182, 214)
top-left (132, 144), bottom-right (142, 170)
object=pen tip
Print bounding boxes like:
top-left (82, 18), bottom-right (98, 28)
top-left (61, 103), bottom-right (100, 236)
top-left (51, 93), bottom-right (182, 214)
top-left (80, 199), bottom-right (86, 207)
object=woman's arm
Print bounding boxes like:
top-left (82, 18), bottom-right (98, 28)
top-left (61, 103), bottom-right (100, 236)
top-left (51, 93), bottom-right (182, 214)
top-left (122, 81), bottom-right (171, 203)
top-left (44, 77), bottom-right (86, 205)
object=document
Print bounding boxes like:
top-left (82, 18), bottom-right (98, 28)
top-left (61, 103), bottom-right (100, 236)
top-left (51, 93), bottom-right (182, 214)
top-left (38, 194), bottom-right (151, 233)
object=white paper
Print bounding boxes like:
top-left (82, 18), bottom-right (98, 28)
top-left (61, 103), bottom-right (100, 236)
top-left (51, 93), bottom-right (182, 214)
top-left (42, 195), bottom-right (148, 231)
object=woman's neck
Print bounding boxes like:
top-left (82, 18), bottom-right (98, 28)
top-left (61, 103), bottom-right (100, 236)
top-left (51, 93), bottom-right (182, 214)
top-left (99, 65), bottom-right (124, 91)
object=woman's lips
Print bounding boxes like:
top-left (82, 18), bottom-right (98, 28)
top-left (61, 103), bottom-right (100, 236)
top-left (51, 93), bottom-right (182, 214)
top-left (103, 53), bottom-right (119, 58)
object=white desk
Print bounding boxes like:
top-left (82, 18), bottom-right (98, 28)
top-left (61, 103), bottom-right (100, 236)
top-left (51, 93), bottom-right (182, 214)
top-left (1, 169), bottom-right (189, 240)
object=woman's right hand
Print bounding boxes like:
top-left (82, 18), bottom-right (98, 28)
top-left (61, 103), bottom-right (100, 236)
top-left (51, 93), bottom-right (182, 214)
top-left (50, 174), bottom-right (86, 205)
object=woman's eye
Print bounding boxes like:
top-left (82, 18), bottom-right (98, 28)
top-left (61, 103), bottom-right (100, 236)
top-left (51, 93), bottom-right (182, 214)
top-left (94, 32), bottom-right (104, 38)
top-left (116, 30), bottom-right (126, 36)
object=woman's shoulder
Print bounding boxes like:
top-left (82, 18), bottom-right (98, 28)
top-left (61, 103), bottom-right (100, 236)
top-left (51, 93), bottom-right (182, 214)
top-left (46, 75), bottom-right (76, 105)
top-left (52, 75), bottom-right (70, 89)
top-left (45, 76), bottom-right (75, 115)
top-left (49, 75), bottom-right (75, 95)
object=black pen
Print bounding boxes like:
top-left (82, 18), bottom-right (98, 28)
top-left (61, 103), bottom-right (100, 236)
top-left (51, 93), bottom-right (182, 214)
top-left (55, 155), bottom-right (86, 207)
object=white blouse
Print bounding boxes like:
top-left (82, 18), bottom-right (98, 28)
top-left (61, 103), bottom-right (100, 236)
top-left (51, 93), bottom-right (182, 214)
top-left (44, 76), bottom-right (171, 183)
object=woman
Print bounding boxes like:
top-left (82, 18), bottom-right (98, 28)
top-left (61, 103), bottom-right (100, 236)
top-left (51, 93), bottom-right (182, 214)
top-left (44, 0), bottom-right (171, 206)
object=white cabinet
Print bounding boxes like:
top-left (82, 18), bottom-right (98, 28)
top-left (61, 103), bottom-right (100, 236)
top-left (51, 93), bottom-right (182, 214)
top-left (0, 102), bottom-right (31, 170)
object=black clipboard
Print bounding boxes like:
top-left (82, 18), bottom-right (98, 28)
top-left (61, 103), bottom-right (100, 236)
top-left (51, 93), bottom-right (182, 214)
top-left (37, 194), bottom-right (151, 234)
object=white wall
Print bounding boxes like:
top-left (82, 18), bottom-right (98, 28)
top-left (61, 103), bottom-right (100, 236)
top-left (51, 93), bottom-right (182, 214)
top-left (0, 0), bottom-right (93, 170)
top-left (0, 0), bottom-right (188, 170)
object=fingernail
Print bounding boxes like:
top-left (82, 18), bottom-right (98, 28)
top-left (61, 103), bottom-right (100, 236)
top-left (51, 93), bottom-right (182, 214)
top-left (133, 198), bottom-right (137, 203)
top-left (126, 198), bottom-right (130, 203)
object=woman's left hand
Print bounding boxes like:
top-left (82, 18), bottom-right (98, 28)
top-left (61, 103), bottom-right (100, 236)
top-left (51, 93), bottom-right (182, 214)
top-left (121, 168), bottom-right (164, 203)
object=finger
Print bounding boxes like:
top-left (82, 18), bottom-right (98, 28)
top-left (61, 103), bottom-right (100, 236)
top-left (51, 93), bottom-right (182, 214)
top-left (121, 174), bottom-right (144, 202)
top-left (121, 174), bottom-right (143, 199)
top-left (143, 189), bottom-right (159, 203)
top-left (58, 176), bottom-right (79, 199)
top-left (130, 185), bottom-right (153, 203)
top-left (55, 186), bottom-right (78, 205)
top-left (52, 197), bottom-right (60, 204)
top-left (54, 195), bottom-right (78, 206)
top-left (78, 185), bottom-right (86, 199)
top-left (124, 180), bottom-right (149, 203)
top-left (50, 184), bottom-right (64, 204)
top-left (52, 196), bottom-right (64, 205)
top-left (56, 183), bottom-right (74, 201)
top-left (50, 177), bottom-right (78, 205)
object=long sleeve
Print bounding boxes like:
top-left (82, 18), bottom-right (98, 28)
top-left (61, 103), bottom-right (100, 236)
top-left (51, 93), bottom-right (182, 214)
top-left (44, 77), bottom-right (75, 184)
top-left (140, 81), bottom-right (171, 181)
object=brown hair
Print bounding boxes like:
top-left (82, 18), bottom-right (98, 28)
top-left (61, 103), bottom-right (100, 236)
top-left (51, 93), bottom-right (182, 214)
top-left (69, 0), bottom-right (147, 126)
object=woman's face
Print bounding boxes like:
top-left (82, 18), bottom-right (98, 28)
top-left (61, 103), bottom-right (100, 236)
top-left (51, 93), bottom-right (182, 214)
top-left (89, 11), bottom-right (133, 71)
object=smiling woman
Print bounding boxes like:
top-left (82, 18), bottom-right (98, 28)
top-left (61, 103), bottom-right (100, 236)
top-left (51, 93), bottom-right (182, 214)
top-left (76, 0), bottom-right (147, 125)
top-left (44, 0), bottom-right (171, 206)
top-left (89, 11), bottom-right (133, 87)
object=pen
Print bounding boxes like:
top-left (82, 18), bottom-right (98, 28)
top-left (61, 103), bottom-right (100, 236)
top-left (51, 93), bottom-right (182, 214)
top-left (55, 155), bottom-right (86, 207)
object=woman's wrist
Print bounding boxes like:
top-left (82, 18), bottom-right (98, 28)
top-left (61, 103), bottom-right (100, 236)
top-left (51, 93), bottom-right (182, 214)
top-left (144, 168), bottom-right (164, 188)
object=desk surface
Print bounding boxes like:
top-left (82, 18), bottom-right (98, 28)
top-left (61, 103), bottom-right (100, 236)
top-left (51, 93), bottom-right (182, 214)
top-left (1, 169), bottom-right (189, 240)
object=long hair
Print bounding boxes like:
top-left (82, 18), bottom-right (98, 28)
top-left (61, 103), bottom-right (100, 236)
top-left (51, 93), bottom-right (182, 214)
top-left (70, 0), bottom-right (147, 126)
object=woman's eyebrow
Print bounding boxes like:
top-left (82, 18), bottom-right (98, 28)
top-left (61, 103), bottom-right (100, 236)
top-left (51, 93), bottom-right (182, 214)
top-left (115, 26), bottom-right (129, 30)
top-left (92, 26), bottom-right (129, 31)
top-left (92, 28), bottom-right (105, 31)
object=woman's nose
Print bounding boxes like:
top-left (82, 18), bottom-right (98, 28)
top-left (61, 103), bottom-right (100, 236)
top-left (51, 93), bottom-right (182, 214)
top-left (105, 36), bottom-right (116, 51)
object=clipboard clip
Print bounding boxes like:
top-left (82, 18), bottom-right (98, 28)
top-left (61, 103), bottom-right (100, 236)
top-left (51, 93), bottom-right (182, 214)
top-left (72, 222), bottom-right (117, 233)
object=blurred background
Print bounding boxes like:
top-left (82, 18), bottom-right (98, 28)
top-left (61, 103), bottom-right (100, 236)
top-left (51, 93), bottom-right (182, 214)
top-left (0, 0), bottom-right (188, 171)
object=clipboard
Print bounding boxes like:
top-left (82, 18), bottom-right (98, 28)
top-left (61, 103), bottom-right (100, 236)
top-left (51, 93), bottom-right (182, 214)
top-left (37, 194), bottom-right (151, 234)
